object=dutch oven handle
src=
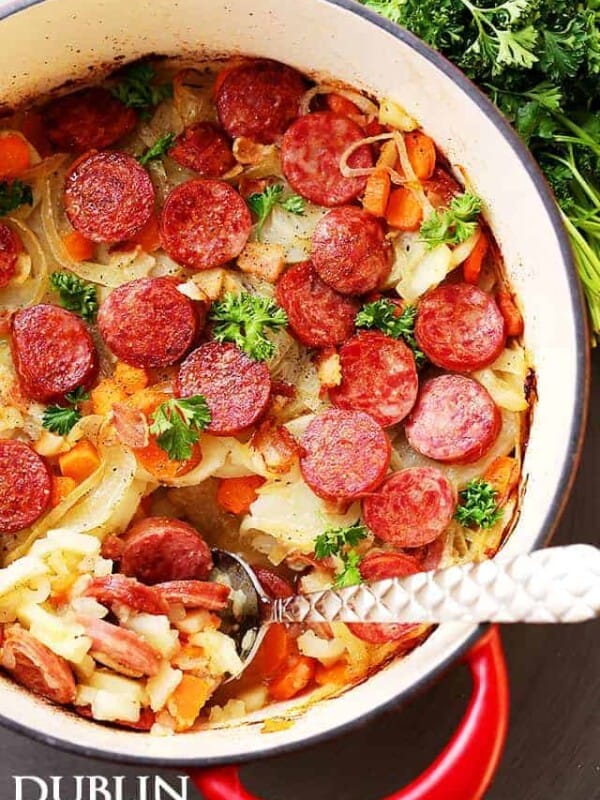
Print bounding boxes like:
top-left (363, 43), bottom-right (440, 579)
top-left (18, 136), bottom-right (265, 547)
top-left (190, 625), bottom-right (509, 800)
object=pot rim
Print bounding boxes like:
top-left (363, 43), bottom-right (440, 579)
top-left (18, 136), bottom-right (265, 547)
top-left (0, 0), bottom-right (590, 768)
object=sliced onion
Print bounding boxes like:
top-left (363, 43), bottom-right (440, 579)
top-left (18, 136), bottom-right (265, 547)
top-left (173, 69), bottom-right (218, 129)
top-left (339, 132), bottom-right (405, 182)
top-left (393, 131), bottom-right (434, 217)
top-left (300, 84), bottom-right (378, 116)
top-left (0, 218), bottom-right (47, 311)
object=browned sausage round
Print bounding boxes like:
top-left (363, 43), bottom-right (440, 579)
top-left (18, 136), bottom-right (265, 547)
top-left (346, 622), bottom-right (420, 645)
top-left (42, 88), bottom-right (137, 153)
top-left (0, 439), bottom-right (52, 534)
top-left (329, 331), bottom-right (418, 427)
top-left (311, 207), bottom-right (391, 295)
top-left (169, 122), bottom-right (235, 177)
top-left (97, 277), bottom-right (200, 368)
top-left (64, 151), bottom-right (155, 243)
top-left (362, 467), bottom-right (456, 548)
top-left (405, 374), bottom-right (501, 464)
top-left (120, 516), bottom-right (213, 585)
top-left (0, 626), bottom-right (76, 704)
top-left (160, 179), bottom-right (251, 270)
top-left (359, 550), bottom-right (422, 581)
top-left (11, 304), bottom-right (98, 402)
top-left (275, 261), bottom-right (358, 348)
top-left (281, 112), bottom-right (372, 206)
top-left (0, 223), bottom-right (22, 288)
top-left (216, 60), bottom-right (307, 144)
top-left (415, 283), bottom-right (506, 372)
top-left (176, 341), bottom-right (272, 436)
top-left (300, 408), bottom-right (391, 501)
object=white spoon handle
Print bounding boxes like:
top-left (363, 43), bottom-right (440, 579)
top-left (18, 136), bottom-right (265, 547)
top-left (272, 545), bottom-right (600, 625)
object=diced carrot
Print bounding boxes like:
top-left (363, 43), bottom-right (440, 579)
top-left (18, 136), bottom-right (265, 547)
top-left (385, 187), bottom-right (423, 231)
top-left (246, 624), bottom-right (292, 681)
top-left (269, 655), bottom-right (317, 702)
top-left (463, 231), bottom-right (489, 284)
top-left (50, 475), bottom-right (77, 507)
top-left (362, 170), bottom-right (391, 218)
top-left (58, 439), bottom-right (101, 483)
top-left (19, 111), bottom-right (52, 157)
top-left (326, 93), bottom-right (360, 117)
top-left (129, 214), bottom-right (161, 253)
top-left (217, 475), bottom-right (266, 515)
top-left (114, 362), bottom-right (150, 395)
top-left (405, 130), bottom-right (436, 180)
top-left (377, 139), bottom-right (398, 171)
top-left (62, 230), bottom-right (95, 262)
top-left (315, 660), bottom-right (352, 687)
top-left (483, 456), bottom-right (519, 505)
top-left (0, 133), bottom-right (31, 179)
top-left (90, 378), bottom-right (127, 416)
top-left (496, 290), bottom-right (524, 337)
top-left (168, 674), bottom-right (213, 731)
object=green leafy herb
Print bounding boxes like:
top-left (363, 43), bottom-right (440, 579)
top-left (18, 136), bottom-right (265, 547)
top-left (247, 184), bottom-right (305, 239)
top-left (420, 192), bottom-right (482, 249)
top-left (454, 479), bottom-right (503, 529)
top-left (50, 272), bottom-right (98, 322)
top-left (42, 387), bottom-right (90, 435)
top-left (355, 299), bottom-right (426, 367)
top-left (210, 292), bottom-right (288, 361)
top-left (314, 523), bottom-right (368, 588)
top-left (111, 63), bottom-right (173, 120)
top-left (149, 396), bottom-right (211, 461)
top-left (358, 0), bottom-right (600, 339)
top-left (0, 180), bottom-right (33, 217)
top-left (138, 132), bottom-right (176, 166)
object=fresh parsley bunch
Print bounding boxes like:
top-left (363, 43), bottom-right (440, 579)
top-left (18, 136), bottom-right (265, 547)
top-left (247, 184), bottom-right (305, 239)
top-left (210, 292), bottom-right (289, 361)
top-left (454, 479), bottom-right (503, 528)
top-left (111, 63), bottom-right (173, 120)
top-left (420, 193), bottom-right (482, 249)
top-left (149, 396), bottom-right (211, 461)
top-left (356, 299), bottom-right (426, 367)
top-left (138, 133), bottom-right (176, 166)
top-left (0, 180), bottom-right (33, 217)
top-left (314, 522), bottom-right (369, 588)
top-left (50, 272), bottom-right (98, 322)
top-left (42, 387), bottom-right (89, 435)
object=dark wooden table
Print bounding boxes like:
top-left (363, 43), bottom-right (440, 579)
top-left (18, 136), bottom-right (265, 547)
top-left (1, 358), bottom-right (599, 800)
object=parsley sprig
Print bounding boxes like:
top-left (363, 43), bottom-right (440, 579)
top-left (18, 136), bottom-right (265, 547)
top-left (42, 387), bottom-right (89, 435)
top-left (420, 193), bottom-right (482, 249)
top-left (355, 299), bottom-right (426, 368)
top-left (138, 133), bottom-right (176, 167)
top-left (454, 479), bottom-right (503, 529)
top-left (111, 63), bottom-right (173, 121)
top-left (50, 272), bottom-right (98, 322)
top-left (247, 184), bottom-right (305, 240)
top-left (314, 522), bottom-right (369, 588)
top-left (0, 180), bottom-right (33, 217)
top-left (210, 292), bottom-right (288, 361)
top-left (149, 396), bottom-right (211, 461)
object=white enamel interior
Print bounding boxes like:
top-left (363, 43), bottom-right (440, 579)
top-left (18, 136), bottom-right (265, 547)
top-left (0, 0), bottom-right (586, 765)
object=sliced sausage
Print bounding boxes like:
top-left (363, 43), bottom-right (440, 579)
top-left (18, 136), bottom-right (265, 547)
top-left (120, 516), bottom-right (213, 585)
top-left (255, 568), bottom-right (294, 599)
top-left (156, 580), bottom-right (230, 610)
top-left (0, 223), bottom-right (22, 289)
top-left (275, 261), bottom-right (358, 348)
top-left (11, 304), bottom-right (98, 402)
top-left (84, 575), bottom-right (169, 615)
top-left (0, 626), bottom-right (76, 704)
top-left (311, 207), bottom-right (391, 295)
top-left (415, 283), bottom-right (506, 372)
top-left (405, 374), bottom-right (501, 464)
top-left (359, 550), bottom-right (421, 581)
top-left (216, 59), bottom-right (307, 144)
top-left (169, 122), bottom-right (235, 177)
top-left (42, 88), bottom-right (137, 153)
top-left (0, 440), bottom-right (51, 534)
top-left (160, 179), bottom-right (251, 270)
top-left (300, 408), bottom-right (390, 501)
top-left (176, 341), bottom-right (271, 435)
top-left (64, 151), bottom-right (155, 243)
top-left (347, 623), bottom-right (420, 645)
top-left (97, 277), bottom-right (200, 368)
top-left (330, 331), bottom-right (418, 427)
top-left (281, 112), bottom-right (372, 206)
top-left (422, 167), bottom-right (461, 209)
top-left (362, 467), bottom-right (456, 548)
top-left (76, 615), bottom-right (161, 677)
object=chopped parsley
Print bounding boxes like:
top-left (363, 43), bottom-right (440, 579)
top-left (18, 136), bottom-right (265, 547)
top-left (247, 184), bottom-right (305, 239)
top-left (111, 63), bottom-right (173, 120)
top-left (420, 192), bottom-right (482, 249)
top-left (314, 522), bottom-right (369, 588)
top-left (355, 299), bottom-right (426, 367)
top-left (210, 291), bottom-right (288, 361)
top-left (0, 180), bottom-right (33, 217)
top-left (42, 387), bottom-right (89, 435)
top-left (454, 479), bottom-right (503, 529)
top-left (149, 396), bottom-right (211, 462)
top-left (138, 132), bottom-right (176, 166)
top-left (49, 271), bottom-right (98, 323)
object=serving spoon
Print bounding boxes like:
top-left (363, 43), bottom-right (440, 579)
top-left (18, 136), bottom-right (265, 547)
top-left (210, 544), bottom-right (600, 676)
